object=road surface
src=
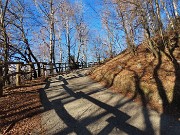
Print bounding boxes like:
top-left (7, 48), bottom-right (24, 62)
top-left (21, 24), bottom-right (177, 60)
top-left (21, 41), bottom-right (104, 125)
top-left (39, 69), bottom-right (180, 135)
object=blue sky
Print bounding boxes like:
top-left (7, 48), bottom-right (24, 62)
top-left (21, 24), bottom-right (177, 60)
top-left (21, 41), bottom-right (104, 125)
top-left (65, 0), bottom-right (107, 62)
top-left (8, 0), bottom-right (180, 62)
top-left (83, 0), bottom-right (103, 30)
top-left (21, 0), bottom-right (118, 62)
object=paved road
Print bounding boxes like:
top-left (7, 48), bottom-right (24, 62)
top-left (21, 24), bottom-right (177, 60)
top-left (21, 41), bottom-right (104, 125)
top-left (39, 69), bottom-right (180, 135)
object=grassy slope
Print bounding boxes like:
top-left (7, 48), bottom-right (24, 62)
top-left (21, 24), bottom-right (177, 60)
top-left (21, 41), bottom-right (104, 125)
top-left (91, 39), bottom-right (180, 113)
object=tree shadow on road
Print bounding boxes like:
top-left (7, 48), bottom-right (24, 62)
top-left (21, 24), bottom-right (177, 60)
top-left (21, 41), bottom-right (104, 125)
top-left (40, 76), bottom-right (145, 135)
top-left (39, 79), bottom-right (91, 135)
top-left (60, 77), bottom-right (144, 135)
top-left (77, 91), bottom-right (144, 135)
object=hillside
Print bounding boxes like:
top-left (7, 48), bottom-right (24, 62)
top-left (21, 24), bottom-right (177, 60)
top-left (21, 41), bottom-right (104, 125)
top-left (91, 33), bottom-right (180, 114)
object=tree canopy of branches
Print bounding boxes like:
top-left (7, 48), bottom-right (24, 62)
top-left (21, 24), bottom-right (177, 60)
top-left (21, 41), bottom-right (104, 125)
top-left (0, 0), bottom-right (179, 70)
top-left (102, 0), bottom-right (179, 57)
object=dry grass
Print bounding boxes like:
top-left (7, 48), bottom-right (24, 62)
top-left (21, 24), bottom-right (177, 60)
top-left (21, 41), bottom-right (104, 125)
top-left (91, 41), bottom-right (180, 113)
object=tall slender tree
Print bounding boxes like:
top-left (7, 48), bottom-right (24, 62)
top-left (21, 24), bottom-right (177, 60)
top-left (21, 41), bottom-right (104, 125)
top-left (0, 0), bottom-right (9, 83)
top-left (59, 0), bottom-right (74, 65)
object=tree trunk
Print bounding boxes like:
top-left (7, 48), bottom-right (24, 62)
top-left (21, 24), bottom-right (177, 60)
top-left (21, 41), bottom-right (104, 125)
top-left (145, 28), bottom-right (158, 58)
top-left (82, 44), bottom-right (87, 64)
top-left (76, 43), bottom-right (81, 63)
top-left (0, 0), bottom-right (10, 84)
top-left (172, 0), bottom-right (178, 18)
top-left (49, 0), bottom-right (54, 64)
top-left (49, 0), bottom-right (58, 73)
top-left (0, 65), bottom-right (3, 97)
top-left (155, 0), bottom-right (165, 45)
top-left (160, 0), bottom-right (175, 29)
top-left (59, 47), bottom-right (63, 63)
top-left (116, 5), bottom-right (135, 55)
top-left (140, 4), bottom-right (158, 58)
top-left (24, 38), bottom-right (40, 77)
top-left (66, 19), bottom-right (71, 65)
top-left (25, 47), bottom-right (37, 78)
top-left (2, 28), bottom-right (10, 84)
top-left (68, 35), bottom-right (71, 64)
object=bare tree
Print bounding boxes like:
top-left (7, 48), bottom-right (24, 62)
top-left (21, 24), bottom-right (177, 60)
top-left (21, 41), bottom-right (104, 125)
top-left (8, 0), bottom-right (41, 77)
top-left (49, 0), bottom-right (55, 64)
top-left (155, 0), bottom-right (163, 33)
top-left (34, 0), bottom-right (59, 64)
top-left (33, 27), bottom-right (50, 62)
top-left (59, 0), bottom-right (74, 65)
top-left (0, 0), bottom-right (9, 62)
top-left (101, 8), bottom-right (114, 57)
top-left (172, 0), bottom-right (179, 18)
top-left (113, 0), bottom-right (136, 55)
top-left (75, 22), bottom-right (88, 63)
top-left (138, 0), bottom-right (159, 57)
top-left (160, 0), bottom-right (175, 29)
top-left (91, 34), bottom-right (107, 63)
top-left (0, 0), bottom-right (9, 84)
top-left (74, 1), bottom-right (89, 64)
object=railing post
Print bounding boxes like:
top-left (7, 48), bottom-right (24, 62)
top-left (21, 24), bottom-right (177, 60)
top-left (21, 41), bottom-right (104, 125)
top-left (82, 62), bottom-right (84, 69)
top-left (85, 62), bottom-right (87, 68)
top-left (65, 63), bottom-right (67, 71)
top-left (29, 63), bottom-right (32, 80)
top-left (0, 65), bottom-right (3, 97)
top-left (16, 63), bottom-right (21, 86)
top-left (44, 64), bottom-right (47, 77)
top-left (41, 63), bottom-right (44, 77)
top-left (59, 63), bottom-right (61, 73)
top-left (37, 63), bottom-right (41, 77)
top-left (42, 64), bottom-right (47, 77)
top-left (50, 63), bottom-right (54, 75)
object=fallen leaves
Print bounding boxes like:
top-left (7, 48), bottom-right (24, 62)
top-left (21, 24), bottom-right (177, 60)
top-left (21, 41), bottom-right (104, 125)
top-left (0, 78), bottom-right (46, 134)
top-left (91, 44), bottom-right (180, 113)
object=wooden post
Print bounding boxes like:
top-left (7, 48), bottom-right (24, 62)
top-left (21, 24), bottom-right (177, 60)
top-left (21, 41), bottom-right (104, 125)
top-left (42, 64), bottom-right (47, 77)
top-left (59, 63), bottom-right (61, 73)
top-left (16, 63), bottom-right (21, 86)
top-left (65, 63), bottom-right (67, 72)
top-left (0, 66), bottom-right (3, 97)
top-left (44, 64), bottom-right (47, 77)
top-left (41, 64), bottom-right (44, 77)
top-left (50, 63), bottom-right (54, 75)
top-left (82, 62), bottom-right (84, 69)
top-left (29, 63), bottom-right (32, 80)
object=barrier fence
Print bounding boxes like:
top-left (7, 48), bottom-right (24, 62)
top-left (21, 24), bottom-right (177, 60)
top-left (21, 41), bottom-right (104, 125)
top-left (0, 61), bottom-right (100, 97)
